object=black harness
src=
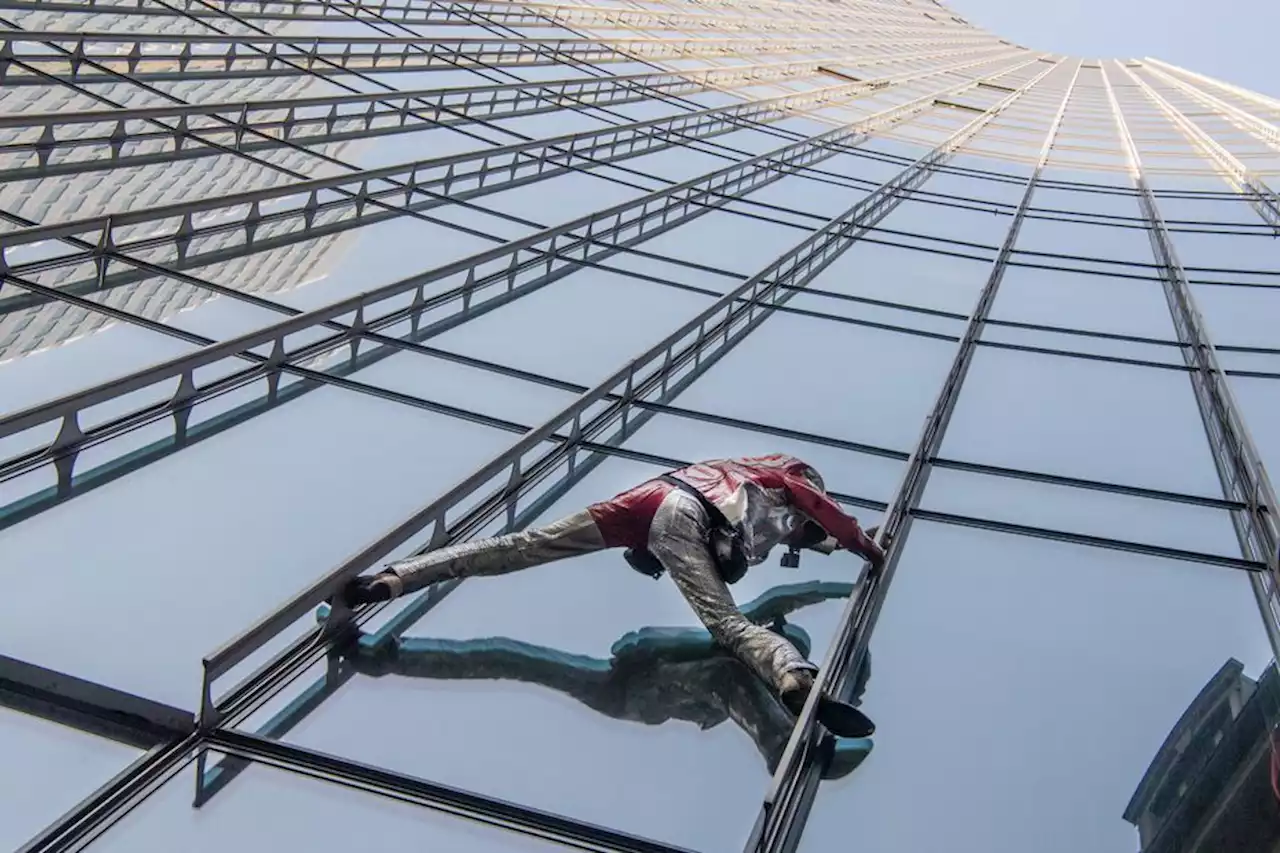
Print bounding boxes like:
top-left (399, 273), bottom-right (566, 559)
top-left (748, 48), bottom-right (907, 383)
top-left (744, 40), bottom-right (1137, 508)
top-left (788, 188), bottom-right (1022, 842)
top-left (625, 474), bottom-right (824, 585)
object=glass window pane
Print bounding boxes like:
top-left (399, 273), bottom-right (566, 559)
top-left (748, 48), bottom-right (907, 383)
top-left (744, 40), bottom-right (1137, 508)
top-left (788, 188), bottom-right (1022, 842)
top-left (980, 324), bottom-right (1184, 365)
top-left (259, 459), bottom-right (814, 852)
top-left (487, 110), bottom-right (618, 144)
top-left (926, 167), bottom-right (1031, 209)
top-left (428, 269), bottom-right (717, 386)
top-left (785, 289), bottom-right (965, 338)
top-left (1033, 185), bottom-right (1144, 221)
top-left (1014, 219), bottom-right (1156, 271)
top-left (921, 467), bottom-right (1240, 555)
top-left (607, 209), bottom-right (821, 281)
top-left (1190, 283), bottom-right (1280, 350)
top-left (735, 171), bottom-right (869, 220)
top-left (812, 239), bottom-right (989, 315)
top-left (605, 96), bottom-right (698, 124)
top-left (347, 348), bottom-right (580, 428)
top-left (875, 192), bottom-right (1014, 249)
top-left (797, 521), bottom-right (1273, 853)
top-left (991, 266), bottom-right (1178, 340)
top-left (0, 319), bottom-right (195, 415)
top-left (818, 148), bottom-right (913, 187)
top-left (260, 215), bottom-right (499, 313)
top-left (479, 171), bottom-right (651, 226)
top-left (1219, 349), bottom-right (1280, 375)
top-left (1154, 193), bottom-right (1259, 234)
top-left (0, 708), bottom-right (142, 852)
top-left (344, 110), bottom-right (488, 171)
top-left (0, 389), bottom-right (516, 705)
top-left (620, 142), bottom-right (738, 184)
top-left (943, 347), bottom-right (1223, 495)
top-left (88, 750), bottom-right (563, 852)
top-left (1230, 376), bottom-right (1280, 475)
top-left (1172, 231), bottom-right (1277, 278)
top-left (662, 311), bottom-right (957, 451)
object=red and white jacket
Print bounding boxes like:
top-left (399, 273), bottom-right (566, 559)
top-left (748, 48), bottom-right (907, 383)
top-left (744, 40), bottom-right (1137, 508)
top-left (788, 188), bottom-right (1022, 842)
top-left (587, 454), bottom-right (878, 565)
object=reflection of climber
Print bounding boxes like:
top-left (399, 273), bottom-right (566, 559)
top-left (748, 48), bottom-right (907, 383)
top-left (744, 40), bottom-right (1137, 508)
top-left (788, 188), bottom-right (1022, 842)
top-left (325, 582), bottom-right (873, 779)
top-left (342, 454), bottom-right (886, 738)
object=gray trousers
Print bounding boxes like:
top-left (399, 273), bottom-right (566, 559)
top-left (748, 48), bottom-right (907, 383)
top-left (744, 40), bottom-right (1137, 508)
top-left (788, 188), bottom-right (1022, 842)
top-left (383, 491), bottom-right (814, 694)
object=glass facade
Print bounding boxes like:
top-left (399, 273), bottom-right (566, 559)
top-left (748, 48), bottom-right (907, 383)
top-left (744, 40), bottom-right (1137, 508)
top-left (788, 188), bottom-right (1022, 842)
top-left (2, 2), bottom-right (1279, 852)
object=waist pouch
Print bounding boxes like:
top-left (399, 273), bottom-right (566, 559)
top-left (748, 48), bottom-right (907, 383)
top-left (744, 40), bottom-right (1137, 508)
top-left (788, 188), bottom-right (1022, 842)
top-left (623, 475), bottom-right (749, 585)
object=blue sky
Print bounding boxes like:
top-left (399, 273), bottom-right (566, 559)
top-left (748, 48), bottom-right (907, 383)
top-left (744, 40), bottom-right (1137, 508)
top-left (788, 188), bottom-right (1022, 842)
top-left (948, 0), bottom-right (1280, 97)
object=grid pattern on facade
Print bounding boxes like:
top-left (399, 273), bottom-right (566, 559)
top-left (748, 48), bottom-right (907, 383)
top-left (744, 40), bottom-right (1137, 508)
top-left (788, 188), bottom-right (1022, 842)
top-left (2, 1), bottom-right (1279, 852)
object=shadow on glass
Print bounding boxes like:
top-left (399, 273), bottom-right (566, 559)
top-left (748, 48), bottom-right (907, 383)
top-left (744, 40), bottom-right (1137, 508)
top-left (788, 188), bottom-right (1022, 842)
top-left (323, 579), bottom-right (874, 782)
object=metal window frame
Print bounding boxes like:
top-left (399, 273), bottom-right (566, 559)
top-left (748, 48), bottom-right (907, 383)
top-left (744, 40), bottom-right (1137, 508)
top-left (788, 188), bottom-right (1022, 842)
top-left (1100, 61), bottom-right (1280, 658)
top-left (1118, 63), bottom-right (1280, 232)
top-left (0, 0), bottom-right (967, 30)
top-left (0, 30), bottom-right (998, 84)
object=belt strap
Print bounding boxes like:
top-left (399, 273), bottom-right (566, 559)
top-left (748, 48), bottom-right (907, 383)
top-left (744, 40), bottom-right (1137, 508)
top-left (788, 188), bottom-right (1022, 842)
top-left (658, 474), bottom-right (730, 531)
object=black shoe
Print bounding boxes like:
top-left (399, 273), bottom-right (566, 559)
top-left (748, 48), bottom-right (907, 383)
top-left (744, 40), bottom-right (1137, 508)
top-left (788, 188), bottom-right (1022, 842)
top-left (341, 575), bottom-right (393, 607)
top-left (782, 688), bottom-right (876, 739)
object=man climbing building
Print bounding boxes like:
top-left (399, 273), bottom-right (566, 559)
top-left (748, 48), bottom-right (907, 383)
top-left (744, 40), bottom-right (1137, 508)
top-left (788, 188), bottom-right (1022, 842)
top-left (342, 453), bottom-right (887, 738)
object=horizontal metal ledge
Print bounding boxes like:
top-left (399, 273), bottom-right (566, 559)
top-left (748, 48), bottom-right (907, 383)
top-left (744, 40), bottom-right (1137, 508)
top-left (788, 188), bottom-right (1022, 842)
top-left (207, 727), bottom-right (697, 853)
top-left (4, 28), bottom-right (985, 48)
top-left (0, 0), bottom-right (957, 29)
top-left (0, 66), bottom-right (723, 130)
top-left (0, 654), bottom-right (195, 749)
top-left (0, 0), bottom-right (931, 24)
top-left (0, 2), bottom-right (912, 34)
top-left (913, 509), bottom-right (1265, 572)
top-left (0, 33), bottom-right (993, 88)
top-left (929, 456), bottom-right (1245, 510)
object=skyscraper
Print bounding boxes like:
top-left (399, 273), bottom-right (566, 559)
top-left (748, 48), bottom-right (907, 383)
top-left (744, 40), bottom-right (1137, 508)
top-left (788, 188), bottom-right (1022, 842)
top-left (1125, 658), bottom-right (1280, 853)
top-left (0, 5), bottom-right (362, 361)
top-left (1, 2), bottom-right (1278, 852)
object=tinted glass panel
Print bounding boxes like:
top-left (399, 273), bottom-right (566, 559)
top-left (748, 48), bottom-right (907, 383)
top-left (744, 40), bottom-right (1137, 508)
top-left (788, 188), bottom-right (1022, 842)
top-left (0, 388), bottom-right (515, 705)
top-left (0, 708), bottom-right (142, 852)
top-left (1229, 376), bottom-right (1280, 475)
top-left (88, 750), bottom-right (564, 853)
top-left (0, 319), bottom-right (195, 415)
top-left (815, 239), bottom-right (988, 315)
top-left (427, 271), bottom-right (717, 386)
top-left (980, 324), bottom-right (1184, 365)
top-left (262, 215), bottom-right (499, 313)
top-left (990, 266), bottom-right (1177, 340)
top-left (1189, 282), bottom-right (1280, 350)
top-left (739, 171), bottom-right (869, 219)
top-left (944, 346), bottom-right (1222, 495)
top-left (922, 466), bottom-right (1239, 555)
top-left (605, 207), bottom-right (817, 281)
top-left (797, 521), bottom-right (1273, 853)
top-left (663, 311), bottom-right (956, 451)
